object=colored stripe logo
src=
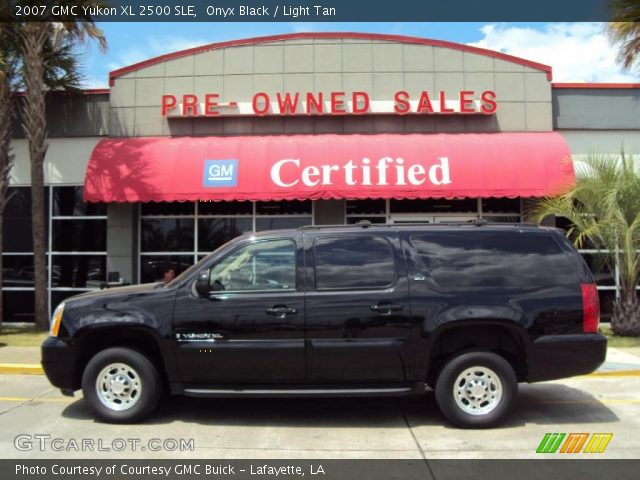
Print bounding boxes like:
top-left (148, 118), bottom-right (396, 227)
top-left (536, 433), bottom-right (612, 454)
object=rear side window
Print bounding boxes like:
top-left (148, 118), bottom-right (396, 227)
top-left (314, 236), bottom-right (396, 289)
top-left (409, 232), bottom-right (577, 288)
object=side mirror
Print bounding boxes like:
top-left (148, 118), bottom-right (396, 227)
top-left (195, 269), bottom-right (210, 297)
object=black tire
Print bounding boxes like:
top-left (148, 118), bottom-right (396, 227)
top-left (81, 347), bottom-right (161, 423)
top-left (435, 351), bottom-right (517, 429)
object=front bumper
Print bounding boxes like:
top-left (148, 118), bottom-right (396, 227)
top-left (527, 333), bottom-right (607, 382)
top-left (41, 336), bottom-right (82, 391)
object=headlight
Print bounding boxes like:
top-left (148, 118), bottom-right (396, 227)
top-left (50, 303), bottom-right (65, 337)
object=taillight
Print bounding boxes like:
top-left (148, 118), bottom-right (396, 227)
top-left (581, 283), bottom-right (600, 333)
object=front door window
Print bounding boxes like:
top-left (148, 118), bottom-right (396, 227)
top-left (209, 239), bottom-right (296, 292)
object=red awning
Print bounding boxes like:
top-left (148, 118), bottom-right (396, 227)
top-left (83, 133), bottom-right (573, 203)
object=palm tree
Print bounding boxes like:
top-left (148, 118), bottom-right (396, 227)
top-left (0, 18), bottom-right (94, 327)
top-left (533, 153), bottom-right (640, 336)
top-left (18, 3), bottom-right (106, 330)
top-left (607, 0), bottom-right (640, 70)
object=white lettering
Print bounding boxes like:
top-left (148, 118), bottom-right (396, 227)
top-left (361, 158), bottom-right (372, 186)
top-left (301, 165), bottom-right (321, 186)
top-left (407, 164), bottom-right (426, 185)
top-left (344, 160), bottom-right (357, 186)
top-left (376, 157), bottom-right (393, 185)
top-left (270, 159), bottom-right (300, 187)
top-left (429, 157), bottom-right (452, 185)
top-left (395, 158), bottom-right (406, 185)
top-left (269, 157), bottom-right (453, 188)
top-left (321, 165), bottom-right (340, 185)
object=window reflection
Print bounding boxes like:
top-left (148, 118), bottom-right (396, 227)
top-left (140, 255), bottom-right (195, 284)
top-left (2, 187), bottom-right (47, 252)
top-left (314, 236), bottom-right (396, 289)
top-left (255, 217), bottom-right (311, 231)
top-left (199, 200), bottom-right (252, 215)
top-left (198, 218), bottom-right (253, 252)
top-left (410, 233), bottom-right (577, 288)
top-left (51, 255), bottom-right (106, 288)
top-left (1, 256), bottom-right (35, 287)
top-left (141, 202), bottom-right (194, 216)
top-left (52, 186), bottom-right (106, 216)
top-left (141, 219), bottom-right (195, 252)
top-left (210, 240), bottom-right (296, 292)
top-left (256, 200), bottom-right (311, 215)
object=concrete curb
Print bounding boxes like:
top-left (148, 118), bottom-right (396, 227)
top-left (0, 364), bottom-right (43, 375)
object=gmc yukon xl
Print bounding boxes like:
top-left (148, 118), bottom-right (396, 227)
top-left (41, 222), bottom-right (607, 428)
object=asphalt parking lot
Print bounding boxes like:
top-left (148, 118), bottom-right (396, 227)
top-left (0, 373), bottom-right (639, 459)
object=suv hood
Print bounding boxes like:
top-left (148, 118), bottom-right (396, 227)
top-left (61, 283), bottom-right (163, 305)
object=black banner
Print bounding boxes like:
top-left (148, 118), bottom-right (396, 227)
top-left (3, 460), bottom-right (640, 480)
top-left (2, 0), bottom-right (615, 22)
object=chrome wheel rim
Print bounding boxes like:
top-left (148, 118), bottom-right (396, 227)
top-left (453, 366), bottom-right (503, 415)
top-left (95, 363), bottom-right (142, 411)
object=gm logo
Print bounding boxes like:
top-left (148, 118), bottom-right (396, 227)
top-left (203, 159), bottom-right (238, 187)
top-left (536, 432), bottom-right (613, 454)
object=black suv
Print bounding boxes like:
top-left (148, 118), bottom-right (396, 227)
top-left (42, 223), bottom-right (606, 428)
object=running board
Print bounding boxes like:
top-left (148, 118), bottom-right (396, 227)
top-left (183, 384), bottom-right (424, 398)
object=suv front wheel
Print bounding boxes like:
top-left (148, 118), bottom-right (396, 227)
top-left (435, 351), bottom-right (517, 428)
top-left (82, 347), bottom-right (161, 423)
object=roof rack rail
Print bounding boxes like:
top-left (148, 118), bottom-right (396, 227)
top-left (298, 220), bottom-right (537, 230)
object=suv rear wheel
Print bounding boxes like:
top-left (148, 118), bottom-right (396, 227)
top-left (82, 347), bottom-right (161, 423)
top-left (435, 351), bottom-right (517, 428)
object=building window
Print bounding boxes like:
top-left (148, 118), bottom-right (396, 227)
top-left (1, 185), bottom-right (107, 320)
top-left (347, 197), bottom-right (524, 224)
top-left (141, 218), bottom-right (195, 252)
top-left (138, 200), bottom-right (312, 284)
top-left (1, 187), bottom-right (47, 322)
top-left (255, 200), bottom-right (312, 231)
top-left (49, 186), bottom-right (107, 307)
top-left (346, 199), bottom-right (387, 224)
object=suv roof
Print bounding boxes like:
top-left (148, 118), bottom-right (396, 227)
top-left (298, 220), bottom-right (551, 231)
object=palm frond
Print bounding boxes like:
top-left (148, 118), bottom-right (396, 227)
top-left (606, 1), bottom-right (640, 70)
top-left (532, 151), bottom-right (640, 303)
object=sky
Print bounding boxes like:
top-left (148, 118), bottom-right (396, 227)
top-left (80, 22), bottom-right (639, 88)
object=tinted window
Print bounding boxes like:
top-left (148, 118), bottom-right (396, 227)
top-left (51, 255), bottom-right (106, 288)
top-left (2, 187), bottom-right (48, 252)
top-left (52, 186), bottom-right (106, 216)
top-left (198, 200), bottom-right (253, 215)
top-left (198, 218), bottom-right (253, 252)
top-left (52, 219), bottom-right (106, 252)
top-left (314, 236), bottom-right (396, 289)
top-left (210, 239), bottom-right (296, 292)
top-left (409, 232), bottom-right (577, 288)
top-left (141, 255), bottom-right (195, 284)
top-left (255, 217), bottom-right (311, 231)
top-left (141, 219), bottom-right (194, 252)
top-left (256, 200), bottom-right (311, 215)
top-left (141, 202), bottom-right (194, 216)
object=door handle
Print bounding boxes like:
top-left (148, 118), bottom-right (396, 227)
top-left (370, 303), bottom-right (404, 314)
top-left (265, 306), bottom-right (298, 317)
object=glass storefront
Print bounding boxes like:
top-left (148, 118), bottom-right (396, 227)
top-left (345, 198), bottom-right (522, 224)
top-left (138, 200), bottom-right (312, 283)
top-left (1, 186), bottom-right (107, 321)
top-left (0, 190), bottom-right (627, 322)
